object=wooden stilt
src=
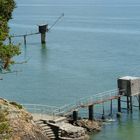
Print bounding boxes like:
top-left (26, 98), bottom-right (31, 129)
top-left (73, 110), bottom-right (78, 122)
top-left (139, 95), bottom-right (140, 111)
top-left (88, 105), bottom-right (94, 121)
top-left (130, 96), bottom-right (133, 113)
top-left (118, 97), bottom-right (121, 113)
top-left (110, 100), bottom-right (113, 116)
top-left (102, 103), bottom-right (105, 120)
top-left (23, 35), bottom-right (27, 45)
top-left (38, 24), bottom-right (48, 44)
top-left (24, 35), bottom-right (27, 45)
top-left (127, 96), bottom-right (130, 111)
top-left (41, 33), bottom-right (46, 44)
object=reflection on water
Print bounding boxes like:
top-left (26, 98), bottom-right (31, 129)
top-left (40, 44), bottom-right (48, 66)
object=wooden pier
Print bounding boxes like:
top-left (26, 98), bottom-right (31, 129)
top-left (22, 76), bottom-right (140, 122)
top-left (9, 13), bottom-right (64, 45)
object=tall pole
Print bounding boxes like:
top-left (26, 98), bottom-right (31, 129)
top-left (118, 97), bottom-right (121, 113)
top-left (127, 96), bottom-right (130, 111)
top-left (38, 24), bottom-right (48, 44)
top-left (88, 105), bottom-right (94, 121)
top-left (102, 103), bottom-right (105, 120)
top-left (139, 95), bottom-right (140, 110)
top-left (130, 96), bottom-right (133, 113)
top-left (110, 100), bottom-right (113, 116)
top-left (73, 110), bottom-right (78, 122)
top-left (41, 33), bottom-right (46, 44)
top-left (24, 35), bottom-right (27, 45)
top-left (116, 96), bottom-right (122, 118)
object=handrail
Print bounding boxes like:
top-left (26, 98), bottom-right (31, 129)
top-left (22, 103), bottom-right (59, 116)
top-left (53, 89), bottom-right (123, 116)
top-left (10, 32), bottom-right (39, 38)
top-left (22, 103), bottom-right (59, 109)
top-left (22, 89), bottom-right (125, 117)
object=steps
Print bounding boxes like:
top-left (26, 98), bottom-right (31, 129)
top-left (48, 117), bottom-right (67, 123)
top-left (35, 120), bottom-right (56, 140)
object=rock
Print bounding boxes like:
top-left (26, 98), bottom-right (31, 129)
top-left (0, 98), bottom-right (50, 140)
top-left (54, 122), bottom-right (88, 140)
top-left (75, 119), bottom-right (102, 133)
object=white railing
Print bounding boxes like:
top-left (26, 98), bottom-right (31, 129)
top-left (22, 103), bottom-right (59, 115)
top-left (53, 89), bottom-right (125, 116)
top-left (22, 89), bottom-right (124, 117)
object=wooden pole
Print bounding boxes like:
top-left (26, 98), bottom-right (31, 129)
top-left (73, 110), bottom-right (78, 122)
top-left (110, 100), bottom-right (113, 116)
top-left (130, 96), bottom-right (133, 113)
top-left (41, 33), bottom-right (46, 44)
top-left (38, 24), bottom-right (48, 44)
top-left (118, 97), bottom-right (121, 113)
top-left (102, 103), bottom-right (105, 120)
top-left (24, 35), bottom-right (27, 45)
top-left (139, 95), bottom-right (140, 111)
top-left (88, 105), bottom-right (94, 121)
top-left (127, 96), bottom-right (130, 111)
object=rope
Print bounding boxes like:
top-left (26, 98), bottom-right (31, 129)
top-left (9, 13), bottom-right (64, 38)
top-left (48, 13), bottom-right (64, 31)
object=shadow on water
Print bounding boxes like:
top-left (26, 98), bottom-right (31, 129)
top-left (40, 43), bottom-right (48, 65)
top-left (41, 43), bottom-right (47, 49)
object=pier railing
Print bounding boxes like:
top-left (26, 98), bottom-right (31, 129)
top-left (54, 89), bottom-right (121, 116)
top-left (22, 103), bottom-right (59, 115)
top-left (22, 89), bottom-right (125, 117)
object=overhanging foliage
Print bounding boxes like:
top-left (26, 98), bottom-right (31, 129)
top-left (0, 0), bottom-right (20, 70)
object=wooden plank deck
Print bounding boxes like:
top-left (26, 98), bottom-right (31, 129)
top-left (79, 95), bottom-right (122, 108)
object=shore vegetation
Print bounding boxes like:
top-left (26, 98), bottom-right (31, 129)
top-left (0, 0), bottom-right (21, 71)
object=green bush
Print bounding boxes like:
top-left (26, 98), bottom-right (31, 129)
top-left (0, 122), bottom-right (12, 139)
top-left (10, 102), bottom-right (23, 109)
top-left (0, 122), bottom-right (10, 133)
top-left (0, 111), bottom-right (7, 122)
top-left (0, 0), bottom-right (21, 71)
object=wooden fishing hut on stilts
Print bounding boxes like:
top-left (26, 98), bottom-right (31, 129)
top-left (117, 76), bottom-right (140, 115)
top-left (9, 13), bottom-right (64, 45)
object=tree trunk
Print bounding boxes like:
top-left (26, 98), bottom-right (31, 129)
top-left (3, 58), bottom-right (10, 69)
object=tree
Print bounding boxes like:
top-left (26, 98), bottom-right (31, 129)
top-left (0, 0), bottom-right (21, 71)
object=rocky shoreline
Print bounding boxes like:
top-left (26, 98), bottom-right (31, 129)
top-left (0, 98), bottom-right (49, 140)
top-left (43, 117), bottom-right (102, 140)
top-left (57, 119), bottom-right (102, 140)
top-left (74, 119), bottom-right (102, 133)
top-left (0, 98), bottom-right (103, 140)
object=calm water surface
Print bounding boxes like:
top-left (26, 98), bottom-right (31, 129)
top-left (1, 0), bottom-right (140, 139)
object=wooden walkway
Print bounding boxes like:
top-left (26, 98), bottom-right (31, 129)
top-left (79, 95), bottom-right (122, 108)
top-left (22, 89), bottom-right (124, 117)
top-left (22, 76), bottom-right (140, 121)
top-left (52, 89), bottom-right (123, 116)
top-left (9, 13), bottom-right (64, 45)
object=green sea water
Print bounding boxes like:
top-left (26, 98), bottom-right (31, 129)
top-left (1, 0), bottom-right (140, 139)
